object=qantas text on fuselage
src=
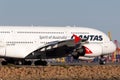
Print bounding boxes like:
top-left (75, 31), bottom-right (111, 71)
top-left (39, 35), bottom-right (103, 41)
top-left (72, 35), bottom-right (103, 41)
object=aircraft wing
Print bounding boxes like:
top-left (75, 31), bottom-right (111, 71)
top-left (25, 34), bottom-right (88, 59)
top-left (36, 37), bottom-right (88, 52)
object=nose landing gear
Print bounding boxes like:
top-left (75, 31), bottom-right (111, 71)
top-left (99, 55), bottom-right (106, 65)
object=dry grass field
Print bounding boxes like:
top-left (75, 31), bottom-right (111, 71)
top-left (0, 65), bottom-right (120, 80)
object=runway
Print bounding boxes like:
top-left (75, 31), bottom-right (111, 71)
top-left (0, 63), bottom-right (120, 80)
top-left (49, 61), bottom-right (120, 66)
top-left (19, 61), bottom-right (120, 67)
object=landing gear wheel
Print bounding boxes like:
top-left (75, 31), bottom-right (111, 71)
top-left (34, 60), bottom-right (47, 66)
top-left (14, 61), bottom-right (23, 65)
top-left (1, 61), bottom-right (8, 65)
top-left (99, 55), bottom-right (106, 65)
top-left (42, 61), bottom-right (47, 66)
top-left (99, 59), bottom-right (106, 65)
top-left (25, 61), bottom-right (32, 65)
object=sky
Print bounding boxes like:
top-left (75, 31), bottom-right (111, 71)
top-left (0, 0), bottom-right (120, 42)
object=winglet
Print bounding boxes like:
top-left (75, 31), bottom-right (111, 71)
top-left (73, 34), bottom-right (81, 43)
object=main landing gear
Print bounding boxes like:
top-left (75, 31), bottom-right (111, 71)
top-left (34, 60), bottom-right (47, 66)
top-left (1, 60), bottom-right (32, 65)
top-left (1, 59), bottom-right (48, 66)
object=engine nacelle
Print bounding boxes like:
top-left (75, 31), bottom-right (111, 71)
top-left (83, 44), bottom-right (102, 57)
top-left (72, 44), bottom-right (102, 59)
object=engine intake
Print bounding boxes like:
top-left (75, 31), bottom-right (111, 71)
top-left (72, 46), bottom-right (86, 59)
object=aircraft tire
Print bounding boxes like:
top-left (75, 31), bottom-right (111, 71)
top-left (1, 61), bottom-right (8, 65)
top-left (34, 60), bottom-right (47, 66)
top-left (99, 56), bottom-right (106, 65)
top-left (25, 61), bottom-right (32, 65)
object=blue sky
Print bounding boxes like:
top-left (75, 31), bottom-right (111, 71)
top-left (0, 0), bottom-right (120, 41)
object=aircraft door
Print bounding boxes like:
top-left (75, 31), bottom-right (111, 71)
top-left (0, 47), bottom-right (5, 56)
top-left (0, 41), bottom-right (6, 56)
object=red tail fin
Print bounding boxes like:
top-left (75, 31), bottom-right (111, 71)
top-left (73, 34), bottom-right (81, 43)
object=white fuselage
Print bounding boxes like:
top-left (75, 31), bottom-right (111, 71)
top-left (0, 26), bottom-right (116, 59)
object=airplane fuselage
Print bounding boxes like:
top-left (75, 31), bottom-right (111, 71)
top-left (0, 26), bottom-right (116, 59)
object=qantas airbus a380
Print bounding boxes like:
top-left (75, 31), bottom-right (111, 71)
top-left (0, 26), bottom-right (116, 65)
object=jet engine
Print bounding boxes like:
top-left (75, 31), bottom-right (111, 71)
top-left (72, 44), bottom-right (102, 59)
top-left (72, 46), bottom-right (86, 59)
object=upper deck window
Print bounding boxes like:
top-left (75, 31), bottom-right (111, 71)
top-left (17, 31), bottom-right (64, 34)
top-left (71, 32), bottom-right (89, 34)
top-left (0, 31), bottom-right (10, 33)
